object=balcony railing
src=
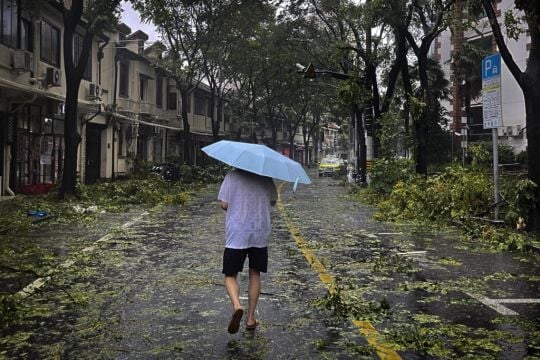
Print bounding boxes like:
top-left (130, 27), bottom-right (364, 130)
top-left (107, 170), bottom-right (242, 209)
top-left (139, 102), bottom-right (155, 115)
top-left (155, 107), bottom-right (178, 122)
top-left (116, 98), bottom-right (159, 117)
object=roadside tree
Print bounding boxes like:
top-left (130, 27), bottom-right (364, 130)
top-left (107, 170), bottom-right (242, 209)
top-left (60, 0), bottom-right (121, 197)
top-left (403, 0), bottom-right (455, 175)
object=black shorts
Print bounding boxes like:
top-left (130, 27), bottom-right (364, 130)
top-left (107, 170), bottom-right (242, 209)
top-left (222, 247), bottom-right (268, 276)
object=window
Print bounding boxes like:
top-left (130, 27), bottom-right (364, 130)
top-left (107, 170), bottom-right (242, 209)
top-left (40, 20), bottom-right (60, 67)
top-left (1, 0), bottom-right (17, 47)
top-left (73, 33), bottom-right (92, 81)
top-left (20, 18), bottom-right (32, 51)
top-left (167, 91), bottom-right (177, 110)
top-left (119, 61), bottom-right (129, 97)
top-left (139, 75), bottom-right (147, 101)
top-left (156, 77), bottom-right (163, 108)
top-left (194, 93), bottom-right (207, 116)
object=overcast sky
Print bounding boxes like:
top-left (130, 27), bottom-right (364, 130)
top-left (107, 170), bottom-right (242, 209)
top-left (120, 0), bottom-right (159, 43)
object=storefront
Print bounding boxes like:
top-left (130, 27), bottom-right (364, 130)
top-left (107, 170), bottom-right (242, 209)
top-left (13, 102), bottom-right (64, 194)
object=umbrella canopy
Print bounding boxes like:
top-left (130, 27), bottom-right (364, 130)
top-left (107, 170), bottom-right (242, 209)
top-left (201, 140), bottom-right (311, 184)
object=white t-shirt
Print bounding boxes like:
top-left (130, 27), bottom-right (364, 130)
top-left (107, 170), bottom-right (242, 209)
top-left (218, 170), bottom-right (278, 249)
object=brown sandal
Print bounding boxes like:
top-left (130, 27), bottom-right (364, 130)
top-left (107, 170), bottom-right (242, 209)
top-left (227, 309), bottom-right (244, 334)
top-left (245, 320), bottom-right (259, 331)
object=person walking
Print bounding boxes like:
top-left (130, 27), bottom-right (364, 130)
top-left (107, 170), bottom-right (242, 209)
top-left (218, 169), bottom-right (277, 334)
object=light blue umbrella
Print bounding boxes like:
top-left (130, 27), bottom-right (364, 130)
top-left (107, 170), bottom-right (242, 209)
top-left (202, 140), bottom-right (311, 185)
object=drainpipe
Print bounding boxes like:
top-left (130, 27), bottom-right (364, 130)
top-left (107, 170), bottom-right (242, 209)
top-left (97, 39), bottom-right (109, 86)
top-left (111, 118), bottom-right (115, 180)
top-left (112, 49), bottom-right (119, 181)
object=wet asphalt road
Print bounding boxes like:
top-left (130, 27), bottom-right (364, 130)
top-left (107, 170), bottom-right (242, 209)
top-left (1, 170), bottom-right (539, 359)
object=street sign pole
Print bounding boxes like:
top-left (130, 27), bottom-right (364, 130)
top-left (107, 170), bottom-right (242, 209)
top-left (482, 54), bottom-right (503, 220)
top-left (492, 128), bottom-right (500, 219)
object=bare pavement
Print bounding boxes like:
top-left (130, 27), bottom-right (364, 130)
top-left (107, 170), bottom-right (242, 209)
top-left (1, 171), bottom-right (539, 359)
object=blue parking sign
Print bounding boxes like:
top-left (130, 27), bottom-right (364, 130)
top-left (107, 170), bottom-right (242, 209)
top-left (482, 54), bottom-right (501, 81)
top-left (482, 53), bottom-right (503, 129)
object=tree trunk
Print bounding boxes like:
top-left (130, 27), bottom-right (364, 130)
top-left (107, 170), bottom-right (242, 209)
top-left (401, 52), bottom-right (412, 139)
top-left (210, 91), bottom-right (218, 141)
top-left (523, 73), bottom-right (540, 231)
top-left (415, 44), bottom-right (433, 175)
top-left (352, 103), bottom-right (367, 184)
top-left (313, 127), bottom-right (320, 164)
top-left (59, 81), bottom-right (82, 197)
top-left (271, 116), bottom-right (278, 149)
top-left (366, 64), bottom-right (380, 158)
top-left (215, 95), bottom-right (223, 141)
top-left (522, 6), bottom-right (540, 231)
top-left (59, 2), bottom-right (89, 198)
top-left (415, 120), bottom-right (428, 175)
top-left (180, 88), bottom-right (192, 165)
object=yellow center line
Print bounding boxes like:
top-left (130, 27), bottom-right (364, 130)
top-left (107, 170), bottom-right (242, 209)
top-left (277, 182), bottom-right (401, 360)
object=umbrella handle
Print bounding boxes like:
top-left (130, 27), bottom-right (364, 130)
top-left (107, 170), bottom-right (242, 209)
top-left (293, 178), bottom-right (299, 193)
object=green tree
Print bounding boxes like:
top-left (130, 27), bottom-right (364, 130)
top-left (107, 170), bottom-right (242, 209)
top-left (199, 1), bottom-right (275, 141)
top-left (403, 0), bottom-right (455, 174)
top-left (479, 0), bottom-right (540, 230)
top-left (60, 0), bottom-right (121, 197)
top-left (295, 0), bottom-right (410, 181)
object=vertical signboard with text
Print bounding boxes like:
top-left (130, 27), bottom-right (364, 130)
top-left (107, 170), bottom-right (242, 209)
top-left (482, 54), bottom-right (503, 129)
top-left (482, 53), bottom-right (503, 220)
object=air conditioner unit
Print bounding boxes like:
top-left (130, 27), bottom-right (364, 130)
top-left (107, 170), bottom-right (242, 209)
top-left (515, 125), bottom-right (523, 138)
top-left (88, 83), bottom-right (101, 98)
top-left (12, 49), bottom-right (33, 72)
top-left (506, 126), bottom-right (513, 137)
top-left (46, 67), bottom-right (61, 87)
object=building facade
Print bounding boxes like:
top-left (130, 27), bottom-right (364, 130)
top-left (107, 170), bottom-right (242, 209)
top-left (435, 0), bottom-right (530, 155)
top-left (0, 1), bottom-right (325, 197)
top-left (0, 0), bottom-right (227, 195)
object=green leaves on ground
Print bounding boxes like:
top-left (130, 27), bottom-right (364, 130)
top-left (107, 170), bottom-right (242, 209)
top-left (0, 164), bottom-right (227, 235)
top-left (358, 163), bottom-right (535, 251)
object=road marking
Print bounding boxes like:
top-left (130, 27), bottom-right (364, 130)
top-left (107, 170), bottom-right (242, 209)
top-left (497, 298), bottom-right (540, 304)
top-left (16, 212), bottom-right (148, 299)
top-left (239, 296), bottom-right (279, 302)
top-left (466, 293), bottom-right (540, 316)
top-left (277, 183), bottom-right (401, 360)
top-left (396, 251), bottom-right (427, 256)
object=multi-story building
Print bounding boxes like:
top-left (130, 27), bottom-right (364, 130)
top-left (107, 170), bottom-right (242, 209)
top-left (0, 0), bottom-right (107, 195)
top-left (0, 0), bottom-right (227, 196)
top-left (0, 1), bottom-right (322, 197)
top-left (435, 0), bottom-right (530, 154)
